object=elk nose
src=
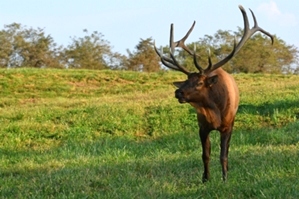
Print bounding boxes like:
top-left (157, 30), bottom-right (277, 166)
top-left (175, 89), bottom-right (184, 98)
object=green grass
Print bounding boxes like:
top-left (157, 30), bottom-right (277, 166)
top-left (0, 68), bottom-right (298, 198)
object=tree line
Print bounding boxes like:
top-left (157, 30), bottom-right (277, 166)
top-left (0, 23), bottom-right (298, 73)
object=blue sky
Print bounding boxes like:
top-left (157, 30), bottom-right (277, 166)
top-left (1, 0), bottom-right (298, 55)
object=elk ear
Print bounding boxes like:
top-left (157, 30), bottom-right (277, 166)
top-left (206, 75), bottom-right (218, 87)
top-left (173, 81), bottom-right (184, 88)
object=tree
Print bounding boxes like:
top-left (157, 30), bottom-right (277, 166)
top-left (230, 27), bottom-right (298, 73)
top-left (0, 30), bottom-right (12, 67)
top-left (106, 52), bottom-right (128, 70)
top-left (62, 29), bottom-right (113, 69)
top-left (0, 23), bottom-right (61, 68)
top-left (125, 38), bottom-right (160, 72)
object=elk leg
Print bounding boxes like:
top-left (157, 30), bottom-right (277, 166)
top-left (199, 128), bottom-right (211, 182)
top-left (220, 131), bottom-right (232, 182)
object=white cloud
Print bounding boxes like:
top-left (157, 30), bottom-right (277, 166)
top-left (257, 1), bottom-right (297, 27)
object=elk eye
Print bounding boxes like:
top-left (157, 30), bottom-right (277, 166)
top-left (197, 82), bottom-right (203, 87)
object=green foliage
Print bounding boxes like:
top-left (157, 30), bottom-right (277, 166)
top-left (0, 69), bottom-right (298, 198)
top-left (0, 22), bottom-right (298, 73)
top-left (0, 23), bottom-right (61, 68)
top-left (0, 24), bottom-right (125, 70)
top-left (231, 33), bottom-right (294, 73)
top-left (126, 37), bottom-right (161, 72)
top-left (62, 29), bottom-right (113, 69)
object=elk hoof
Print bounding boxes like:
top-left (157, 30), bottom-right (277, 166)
top-left (202, 173), bottom-right (209, 183)
top-left (222, 174), bottom-right (227, 182)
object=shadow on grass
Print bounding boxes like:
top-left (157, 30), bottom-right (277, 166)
top-left (238, 98), bottom-right (299, 116)
top-left (1, 141), bottom-right (298, 198)
top-left (1, 122), bottom-right (298, 198)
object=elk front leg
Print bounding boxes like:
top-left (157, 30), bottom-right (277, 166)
top-left (199, 128), bottom-right (211, 182)
top-left (220, 131), bottom-right (232, 182)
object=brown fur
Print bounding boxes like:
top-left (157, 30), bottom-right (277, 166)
top-left (155, 5), bottom-right (273, 182)
top-left (174, 68), bottom-right (239, 182)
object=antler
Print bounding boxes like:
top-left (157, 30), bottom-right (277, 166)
top-left (204, 5), bottom-right (274, 73)
top-left (154, 21), bottom-right (199, 75)
top-left (154, 5), bottom-right (274, 75)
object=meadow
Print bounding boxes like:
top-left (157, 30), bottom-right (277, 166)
top-left (0, 68), bottom-right (298, 198)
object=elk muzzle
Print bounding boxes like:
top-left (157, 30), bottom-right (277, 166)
top-left (175, 89), bottom-right (187, 103)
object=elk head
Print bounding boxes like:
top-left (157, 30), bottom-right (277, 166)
top-left (154, 5), bottom-right (274, 104)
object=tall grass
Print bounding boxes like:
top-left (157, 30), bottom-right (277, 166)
top-left (0, 69), bottom-right (298, 198)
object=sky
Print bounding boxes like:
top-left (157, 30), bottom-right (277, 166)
top-left (0, 0), bottom-right (298, 55)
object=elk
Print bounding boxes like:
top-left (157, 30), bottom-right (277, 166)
top-left (154, 5), bottom-right (274, 182)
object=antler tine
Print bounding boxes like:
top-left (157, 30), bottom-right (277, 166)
top-left (154, 41), bottom-right (190, 75)
top-left (234, 5), bottom-right (274, 55)
top-left (169, 23), bottom-right (195, 74)
top-left (171, 21), bottom-right (196, 55)
top-left (171, 21), bottom-right (205, 73)
top-left (205, 38), bottom-right (237, 72)
top-left (193, 48), bottom-right (204, 73)
top-left (154, 22), bottom-right (205, 75)
top-left (205, 5), bottom-right (274, 73)
top-left (249, 8), bottom-right (274, 45)
top-left (205, 48), bottom-right (213, 72)
top-left (154, 21), bottom-right (207, 75)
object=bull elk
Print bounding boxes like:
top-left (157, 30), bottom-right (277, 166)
top-left (154, 5), bottom-right (274, 182)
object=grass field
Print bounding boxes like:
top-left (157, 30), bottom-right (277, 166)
top-left (0, 68), bottom-right (298, 198)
